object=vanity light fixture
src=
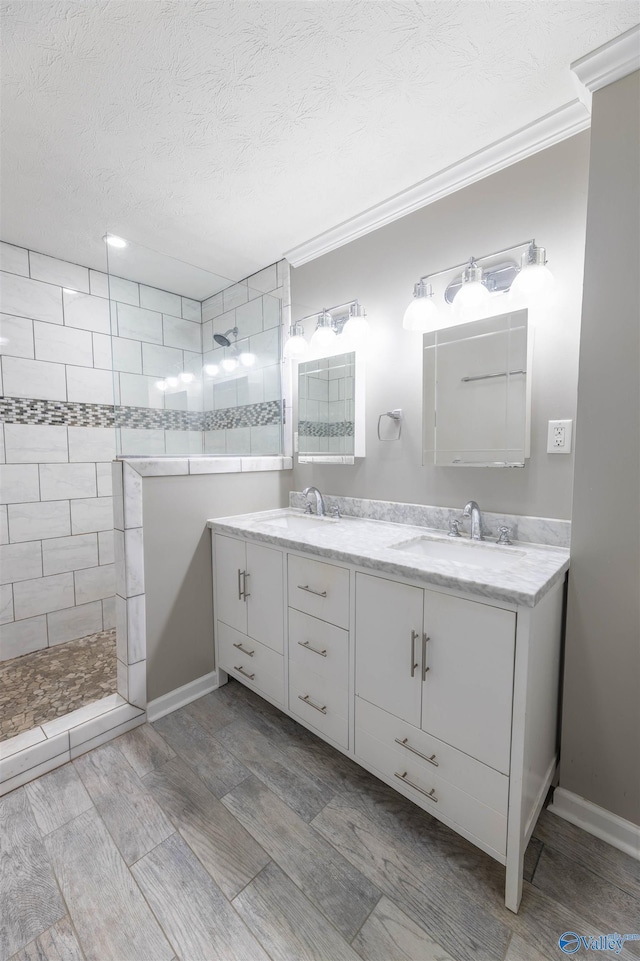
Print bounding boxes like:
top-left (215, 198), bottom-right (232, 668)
top-left (341, 302), bottom-right (368, 344)
top-left (284, 300), bottom-right (367, 360)
top-left (405, 239), bottom-right (555, 329)
top-left (310, 309), bottom-right (337, 352)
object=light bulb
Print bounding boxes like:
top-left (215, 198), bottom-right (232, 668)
top-left (452, 263), bottom-right (491, 322)
top-left (166, 376), bottom-right (179, 388)
top-left (221, 357), bottom-right (238, 372)
top-left (403, 283), bottom-right (440, 331)
top-left (284, 334), bottom-right (309, 359)
top-left (509, 251), bottom-right (556, 309)
top-left (310, 325), bottom-right (337, 352)
top-left (179, 371), bottom-right (194, 383)
top-left (239, 352), bottom-right (256, 367)
top-left (155, 380), bottom-right (167, 391)
top-left (103, 234), bottom-right (127, 248)
top-left (342, 306), bottom-right (368, 344)
top-left (203, 364), bottom-right (219, 377)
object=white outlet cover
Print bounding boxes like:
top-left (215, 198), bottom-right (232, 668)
top-left (547, 419), bottom-right (573, 453)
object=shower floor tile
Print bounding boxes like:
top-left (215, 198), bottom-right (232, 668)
top-left (0, 629), bottom-right (117, 741)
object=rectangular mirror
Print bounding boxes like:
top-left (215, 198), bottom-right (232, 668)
top-left (423, 309), bottom-right (531, 467)
top-left (297, 351), bottom-right (365, 463)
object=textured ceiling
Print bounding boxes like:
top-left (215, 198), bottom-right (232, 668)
top-left (1, 1), bottom-right (637, 289)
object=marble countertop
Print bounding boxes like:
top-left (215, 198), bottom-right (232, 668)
top-left (207, 508), bottom-right (570, 608)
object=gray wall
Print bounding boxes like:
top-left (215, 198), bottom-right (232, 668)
top-left (142, 470), bottom-right (289, 700)
top-left (291, 133), bottom-right (590, 520)
top-left (562, 73), bottom-right (640, 825)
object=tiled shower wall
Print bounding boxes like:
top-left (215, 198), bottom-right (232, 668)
top-left (0, 241), bottom-right (287, 659)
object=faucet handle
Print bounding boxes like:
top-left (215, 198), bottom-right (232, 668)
top-left (496, 526), bottom-right (513, 545)
top-left (448, 518), bottom-right (463, 538)
top-left (304, 503), bottom-right (313, 515)
top-left (329, 505), bottom-right (341, 520)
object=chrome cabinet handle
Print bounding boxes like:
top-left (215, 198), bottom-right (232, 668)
top-left (242, 571), bottom-right (250, 599)
top-left (298, 640), bottom-right (327, 657)
top-left (297, 584), bottom-right (328, 598)
top-left (422, 633), bottom-right (430, 679)
top-left (237, 568), bottom-right (243, 600)
top-left (233, 642), bottom-right (254, 657)
top-left (394, 771), bottom-right (438, 802)
top-left (234, 665), bottom-right (255, 680)
top-left (410, 630), bottom-right (419, 677)
top-left (394, 737), bottom-right (438, 766)
top-left (298, 694), bottom-right (327, 714)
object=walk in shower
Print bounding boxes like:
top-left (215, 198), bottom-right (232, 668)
top-left (0, 235), bottom-right (285, 742)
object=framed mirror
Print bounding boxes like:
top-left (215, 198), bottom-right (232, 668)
top-left (297, 350), bottom-right (365, 463)
top-left (423, 309), bottom-right (531, 467)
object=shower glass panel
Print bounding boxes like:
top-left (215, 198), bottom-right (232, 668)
top-left (105, 239), bottom-right (284, 457)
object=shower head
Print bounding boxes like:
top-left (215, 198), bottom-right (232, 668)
top-left (213, 326), bottom-right (238, 348)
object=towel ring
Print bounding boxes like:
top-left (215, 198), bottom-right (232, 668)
top-left (377, 409), bottom-right (403, 441)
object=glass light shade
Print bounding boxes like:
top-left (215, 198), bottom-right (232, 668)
top-left (452, 278), bottom-right (492, 322)
top-left (403, 296), bottom-right (440, 332)
top-left (203, 364), bottom-right (219, 376)
top-left (221, 357), bottom-right (238, 372)
top-left (342, 314), bottom-right (368, 344)
top-left (166, 376), bottom-right (179, 388)
top-left (179, 371), bottom-right (194, 384)
top-left (310, 325), bottom-right (337, 352)
top-left (283, 332), bottom-right (309, 359)
top-left (509, 263), bottom-right (556, 309)
top-left (239, 351), bottom-right (256, 367)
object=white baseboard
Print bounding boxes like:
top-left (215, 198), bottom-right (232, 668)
top-left (548, 787), bottom-right (640, 861)
top-left (146, 671), bottom-right (220, 723)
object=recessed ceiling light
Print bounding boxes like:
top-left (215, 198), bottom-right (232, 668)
top-left (103, 234), bottom-right (128, 249)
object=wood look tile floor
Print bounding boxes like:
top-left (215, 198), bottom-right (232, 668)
top-left (2, 678), bottom-right (639, 961)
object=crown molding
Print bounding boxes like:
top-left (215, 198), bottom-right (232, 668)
top-left (285, 99), bottom-right (590, 268)
top-left (571, 24), bottom-right (640, 112)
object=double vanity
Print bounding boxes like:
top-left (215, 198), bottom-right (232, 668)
top-left (207, 494), bottom-right (570, 913)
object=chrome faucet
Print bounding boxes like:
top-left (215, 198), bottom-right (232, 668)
top-left (302, 486), bottom-right (326, 517)
top-left (463, 500), bottom-right (483, 540)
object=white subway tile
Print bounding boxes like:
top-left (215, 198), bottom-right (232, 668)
top-left (108, 275), bottom-right (139, 306)
top-left (4, 424), bottom-right (68, 464)
top-left (111, 462), bottom-right (124, 531)
top-left (141, 342), bottom-right (183, 377)
top-left (189, 455), bottom-right (241, 473)
top-left (0, 464), bottom-right (40, 503)
top-left (0, 273), bottom-right (63, 324)
top-left (96, 463), bottom-right (112, 497)
top-left (30, 253), bottom-right (89, 292)
top-left (118, 429), bottom-right (165, 456)
top-left (250, 424), bottom-right (281, 455)
top-left (201, 319), bottom-right (213, 351)
top-left (162, 314), bottom-right (201, 351)
top-left (263, 363), bottom-right (281, 402)
top-left (74, 564), bottom-right (115, 604)
top-left (235, 297), bottom-right (264, 337)
top-left (247, 264), bottom-right (277, 294)
top-left (7, 500), bottom-right (70, 543)
top-left (225, 427), bottom-right (251, 455)
top-left (92, 332), bottom-right (113, 369)
top-left (63, 289), bottom-right (111, 334)
top-left (0, 313), bottom-right (34, 357)
top-left (262, 293), bottom-right (281, 330)
top-left (70, 496), bottom-right (113, 534)
top-left (0, 731), bottom-right (70, 782)
top-left (140, 285), bottom-right (181, 315)
top-left (13, 571), bottom-right (74, 619)
top-left (34, 321), bottom-right (93, 366)
top-left (0, 541), bottom-right (42, 584)
top-left (2, 356), bottom-right (67, 401)
top-left (0, 507), bottom-right (8, 545)
top-left (223, 282), bottom-right (248, 311)
top-left (181, 297), bottom-right (201, 322)
top-left (112, 336), bottom-right (142, 373)
top-left (118, 372), bottom-right (164, 409)
top-left (102, 594), bottom-right (115, 629)
top-left (89, 269), bottom-right (110, 298)
top-left (98, 529), bottom-right (114, 566)
top-left (116, 593), bottom-right (145, 664)
top-left (212, 308), bottom-right (237, 338)
top-left (0, 242), bottom-right (29, 276)
top-left (122, 463), bottom-right (143, 529)
top-left (47, 600), bottom-right (103, 646)
top-left (250, 326), bottom-right (280, 369)
top-left (165, 431), bottom-right (203, 455)
top-left (0, 613), bottom-right (47, 658)
top-left (114, 527), bottom-right (144, 597)
top-left (201, 291), bottom-right (224, 321)
top-left (66, 366), bottom-right (114, 404)
top-left (39, 463), bottom-right (96, 501)
top-left (117, 303), bottom-right (162, 343)
top-left (42, 533), bottom-right (98, 576)
top-left (126, 659), bottom-right (146, 708)
top-left (68, 427), bottom-right (116, 463)
top-left (0, 584), bottom-right (13, 624)
top-left (202, 432), bottom-right (226, 456)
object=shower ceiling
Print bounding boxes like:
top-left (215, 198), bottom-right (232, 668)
top-left (0, 1), bottom-right (637, 289)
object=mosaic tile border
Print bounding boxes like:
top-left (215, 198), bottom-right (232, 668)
top-left (1, 396), bottom-right (284, 432)
top-left (298, 420), bottom-right (354, 437)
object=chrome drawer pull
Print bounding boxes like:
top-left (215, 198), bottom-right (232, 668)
top-left (298, 640), bottom-right (327, 657)
top-left (233, 642), bottom-right (254, 657)
top-left (297, 584), bottom-right (328, 598)
top-left (298, 694), bottom-right (327, 714)
top-left (394, 771), bottom-right (438, 802)
top-left (410, 630), bottom-right (419, 677)
top-left (242, 571), bottom-right (250, 599)
top-left (394, 737), bottom-right (439, 767)
top-left (237, 568), bottom-right (243, 601)
top-left (234, 666), bottom-right (255, 680)
top-left (422, 633), bottom-right (430, 679)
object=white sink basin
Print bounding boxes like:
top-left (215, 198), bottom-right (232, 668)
top-left (257, 511), bottom-right (338, 533)
top-left (389, 535), bottom-right (527, 571)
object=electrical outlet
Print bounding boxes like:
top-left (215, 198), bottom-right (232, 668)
top-left (547, 419), bottom-right (572, 453)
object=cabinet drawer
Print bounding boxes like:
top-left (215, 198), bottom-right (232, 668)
top-left (217, 621), bottom-right (284, 706)
top-left (355, 696), bottom-right (508, 815)
top-left (289, 660), bottom-right (348, 748)
top-left (288, 554), bottom-right (349, 628)
top-left (355, 720), bottom-right (507, 857)
top-left (288, 609), bottom-right (348, 686)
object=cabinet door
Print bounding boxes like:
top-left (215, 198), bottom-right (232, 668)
top-left (246, 542), bottom-right (284, 653)
top-left (421, 590), bottom-right (515, 774)
top-left (355, 573), bottom-right (423, 727)
top-left (214, 534), bottom-right (247, 633)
